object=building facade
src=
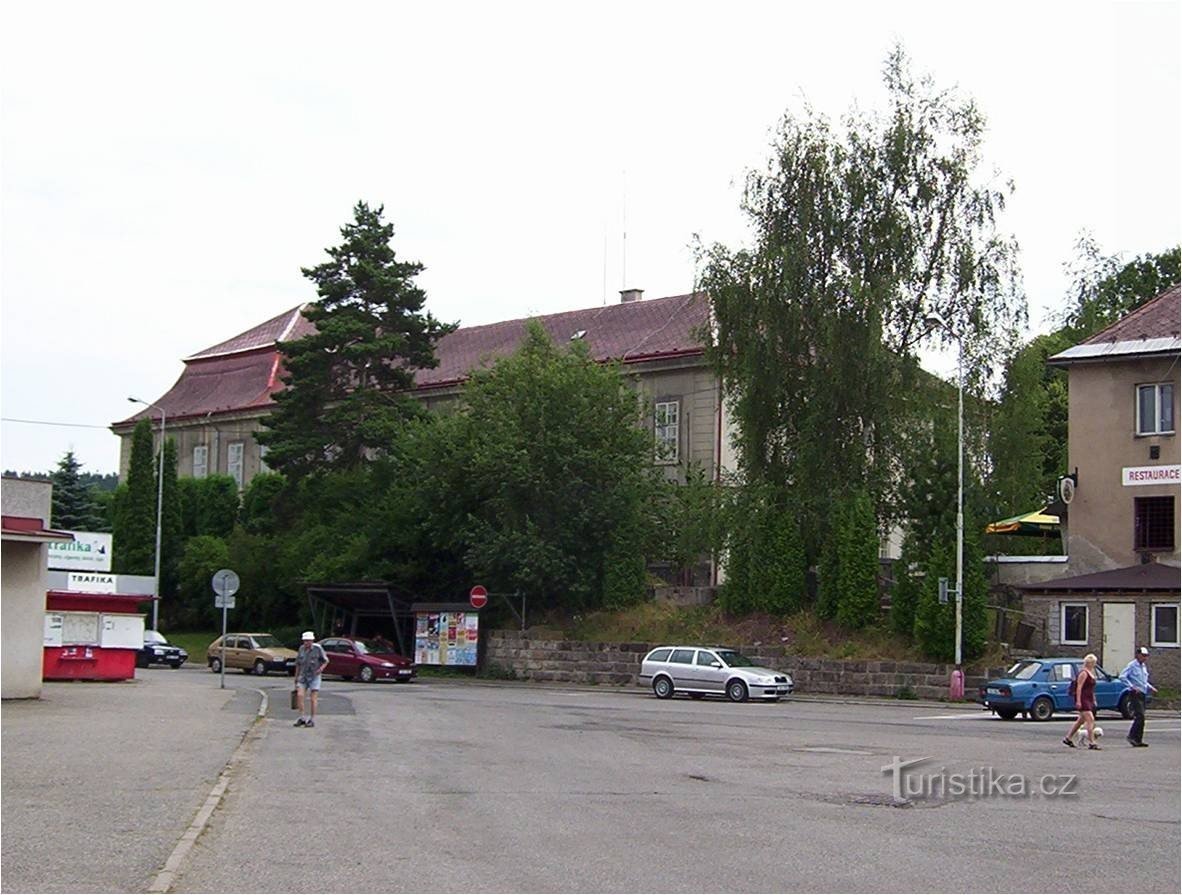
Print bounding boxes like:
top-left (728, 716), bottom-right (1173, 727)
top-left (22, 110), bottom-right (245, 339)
top-left (112, 289), bottom-right (730, 491)
top-left (1020, 285), bottom-right (1180, 686)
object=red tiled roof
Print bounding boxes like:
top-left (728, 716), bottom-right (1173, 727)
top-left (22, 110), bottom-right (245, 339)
top-left (187, 305), bottom-right (315, 360)
top-left (1021, 562), bottom-right (1181, 592)
top-left (1081, 284), bottom-right (1180, 345)
top-left (113, 293), bottom-right (709, 427)
top-left (416, 292), bottom-right (707, 389)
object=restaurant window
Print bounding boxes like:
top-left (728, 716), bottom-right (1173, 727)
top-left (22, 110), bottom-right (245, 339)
top-left (1152, 604), bottom-right (1179, 648)
top-left (1136, 383), bottom-right (1175, 435)
top-left (1134, 496), bottom-right (1175, 552)
top-left (1060, 603), bottom-right (1088, 645)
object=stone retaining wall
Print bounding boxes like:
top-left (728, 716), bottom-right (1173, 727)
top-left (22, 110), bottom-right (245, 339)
top-left (485, 632), bottom-right (1007, 700)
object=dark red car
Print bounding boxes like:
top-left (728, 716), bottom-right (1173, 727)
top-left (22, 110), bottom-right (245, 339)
top-left (320, 637), bottom-right (416, 683)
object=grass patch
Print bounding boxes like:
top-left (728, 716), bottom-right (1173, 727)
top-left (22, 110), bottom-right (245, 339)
top-left (538, 605), bottom-right (932, 662)
top-left (165, 631), bottom-right (219, 660)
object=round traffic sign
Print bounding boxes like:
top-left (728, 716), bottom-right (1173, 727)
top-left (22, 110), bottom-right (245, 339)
top-left (211, 568), bottom-right (240, 597)
top-left (469, 584), bottom-right (488, 609)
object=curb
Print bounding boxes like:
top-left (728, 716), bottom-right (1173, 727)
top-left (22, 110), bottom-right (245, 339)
top-left (147, 687), bottom-right (268, 894)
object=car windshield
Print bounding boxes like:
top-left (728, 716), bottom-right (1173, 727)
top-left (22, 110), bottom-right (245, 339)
top-left (714, 650), bottom-right (756, 667)
top-left (253, 635), bottom-right (281, 648)
top-left (355, 639), bottom-right (395, 655)
top-left (1007, 661), bottom-right (1042, 680)
top-left (144, 631), bottom-right (166, 644)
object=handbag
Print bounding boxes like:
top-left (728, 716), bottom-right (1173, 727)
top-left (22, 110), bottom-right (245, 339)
top-left (290, 688), bottom-right (299, 711)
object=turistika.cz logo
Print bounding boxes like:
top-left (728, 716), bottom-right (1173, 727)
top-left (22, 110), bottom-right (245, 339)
top-left (882, 756), bottom-right (1079, 801)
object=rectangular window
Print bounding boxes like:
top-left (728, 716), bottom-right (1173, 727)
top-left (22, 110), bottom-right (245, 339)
top-left (1060, 603), bottom-right (1088, 645)
top-left (258, 443), bottom-right (269, 473)
top-left (192, 445), bottom-right (208, 479)
top-left (654, 400), bottom-right (680, 464)
top-left (1136, 383), bottom-right (1175, 435)
top-left (1152, 603), bottom-right (1179, 647)
top-left (669, 648), bottom-right (695, 664)
top-left (1134, 496), bottom-right (1175, 551)
top-left (227, 441), bottom-right (244, 488)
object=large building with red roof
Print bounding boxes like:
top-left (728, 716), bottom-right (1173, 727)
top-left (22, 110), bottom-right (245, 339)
top-left (1020, 284), bottom-right (1180, 683)
top-left (111, 289), bottom-right (732, 491)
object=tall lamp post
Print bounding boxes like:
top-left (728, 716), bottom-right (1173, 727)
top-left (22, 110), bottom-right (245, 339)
top-left (925, 313), bottom-right (964, 671)
top-left (128, 397), bottom-right (165, 631)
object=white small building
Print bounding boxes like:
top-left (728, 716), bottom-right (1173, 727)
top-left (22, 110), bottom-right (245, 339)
top-left (2, 477), bottom-right (73, 699)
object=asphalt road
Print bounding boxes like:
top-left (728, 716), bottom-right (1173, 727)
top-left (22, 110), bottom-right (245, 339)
top-left (3, 667), bottom-right (1179, 893)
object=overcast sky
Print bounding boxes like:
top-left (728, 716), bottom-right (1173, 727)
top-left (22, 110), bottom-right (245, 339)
top-left (2, 0), bottom-right (1179, 476)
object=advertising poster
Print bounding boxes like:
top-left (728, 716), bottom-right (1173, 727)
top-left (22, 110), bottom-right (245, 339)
top-left (413, 610), bottom-right (480, 666)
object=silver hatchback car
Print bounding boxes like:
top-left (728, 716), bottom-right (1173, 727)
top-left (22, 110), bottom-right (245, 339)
top-left (638, 646), bottom-right (794, 702)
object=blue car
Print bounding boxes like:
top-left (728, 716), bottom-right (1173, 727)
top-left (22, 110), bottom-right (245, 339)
top-left (978, 657), bottom-right (1143, 722)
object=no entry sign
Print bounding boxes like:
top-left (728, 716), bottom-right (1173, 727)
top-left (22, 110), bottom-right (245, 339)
top-left (469, 585), bottom-right (488, 609)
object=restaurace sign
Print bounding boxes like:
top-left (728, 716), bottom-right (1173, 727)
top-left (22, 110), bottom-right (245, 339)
top-left (1122, 465), bottom-right (1181, 486)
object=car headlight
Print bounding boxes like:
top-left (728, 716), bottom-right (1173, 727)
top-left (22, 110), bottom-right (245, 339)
top-left (380, 661), bottom-right (395, 668)
top-left (153, 649), bottom-right (165, 655)
top-left (754, 676), bottom-right (775, 684)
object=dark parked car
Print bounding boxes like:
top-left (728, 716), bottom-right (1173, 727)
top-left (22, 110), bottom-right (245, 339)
top-left (321, 637), bottom-right (416, 683)
top-left (979, 657), bottom-right (1144, 721)
top-left (137, 630), bottom-right (188, 669)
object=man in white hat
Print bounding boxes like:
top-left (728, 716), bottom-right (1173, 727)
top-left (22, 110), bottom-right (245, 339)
top-left (294, 631), bottom-right (329, 728)
top-left (1118, 646), bottom-right (1158, 747)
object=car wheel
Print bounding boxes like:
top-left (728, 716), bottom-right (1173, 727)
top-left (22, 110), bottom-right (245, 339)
top-left (135, 657), bottom-right (149, 669)
top-left (996, 709), bottom-right (1019, 720)
top-left (253, 660), bottom-right (267, 676)
top-left (652, 676), bottom-right (674, 699)
top-left (1119, 693), bottom-right (1135, 719)
top-left (169, 661), bottom-right (183, 669)
top-left (1030, 696), bottom-right (1054, 722)
top-left (210, 657), bottom-right (222, 674)
top-left (726, 679), bottom-right (749, 703)
top-left (359, 666), bottom-right (375, 683)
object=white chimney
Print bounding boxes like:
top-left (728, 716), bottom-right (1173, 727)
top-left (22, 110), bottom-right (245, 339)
top-left (619, 288), bottom-right (644, 304)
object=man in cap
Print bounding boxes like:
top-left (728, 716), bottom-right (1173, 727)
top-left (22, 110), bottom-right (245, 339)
top-left (294, 631), bottom-right (329, 728)
top-left (1118, 646), bottom-right (1158, 747)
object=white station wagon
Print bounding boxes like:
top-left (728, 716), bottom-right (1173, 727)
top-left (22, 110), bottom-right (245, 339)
top-left (638, 646), bottom-right (794, 702)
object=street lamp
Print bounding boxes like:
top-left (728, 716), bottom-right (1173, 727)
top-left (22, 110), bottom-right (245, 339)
top-left (128, 397), bottom-right (165, 631)
top-left (925, 313), bottom-right (964, 671)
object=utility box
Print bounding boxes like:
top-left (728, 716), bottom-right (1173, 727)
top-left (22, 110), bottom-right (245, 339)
top-left (42, 592), bottom-right (151, 681)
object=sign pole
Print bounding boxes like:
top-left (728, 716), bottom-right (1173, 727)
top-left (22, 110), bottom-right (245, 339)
top-left (220, 600), bottom-right (228, 690)
top-left (211, 568), bottom-right (240, 691)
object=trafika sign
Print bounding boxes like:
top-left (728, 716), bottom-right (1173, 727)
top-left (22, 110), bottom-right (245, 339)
top-left (48, 531), bottom-right (113, 572)
top-left (67, 572), bottom-right (117, 594)
top-left (469, 585), bottom-right (488, 610)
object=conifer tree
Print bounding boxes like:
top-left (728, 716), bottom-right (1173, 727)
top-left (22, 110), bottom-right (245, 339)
top-left (50, 450), bottom-right (104, 530)
top-left (113, 420), bottom-right (157, 574)
top-left (260, 201), bottom-right (455, 479)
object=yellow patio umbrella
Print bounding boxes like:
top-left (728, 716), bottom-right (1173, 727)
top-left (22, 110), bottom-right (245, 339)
top-left (984, 507), bottom-right (1061, 536)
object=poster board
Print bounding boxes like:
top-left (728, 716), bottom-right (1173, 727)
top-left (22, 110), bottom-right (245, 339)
top-left (414, 610), bottom-right (479, 666)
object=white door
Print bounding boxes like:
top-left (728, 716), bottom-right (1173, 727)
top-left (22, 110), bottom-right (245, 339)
top-left (1102, 603), bottom-right (1135, 673)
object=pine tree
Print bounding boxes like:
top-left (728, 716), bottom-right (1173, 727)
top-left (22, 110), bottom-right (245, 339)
top-left (259, 201), bottom-right (456, 479)
top-left (50, 450), bottom-right (104, 530)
